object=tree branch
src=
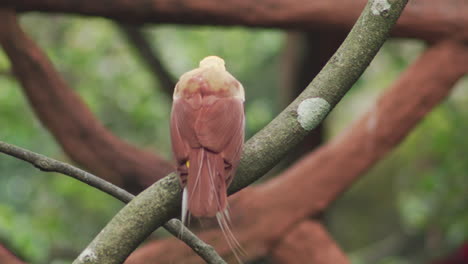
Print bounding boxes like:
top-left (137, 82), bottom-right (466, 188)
top-left (73, 1), bottom-right (409, 263)
top-left (0, 9), bottom-right (174, 193)
top-left (118, 23), bottom-right (176, 97)
top-left (0, 140), bottom-right (226, 264)
top-left (124, 40), bottom-right (468, 263)
top-left (2, 0), bottom-right (465, 42)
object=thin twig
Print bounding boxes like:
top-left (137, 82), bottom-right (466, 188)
top-left (0, 141), bottom-right (133, 203)
top-left (164, 220), bottom-right (227, 264)
top-left (0, 140), bottom-right (226, 264)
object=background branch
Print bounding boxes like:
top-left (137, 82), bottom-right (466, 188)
top-left (0, 9), bottom-right (174, 194)
top-left (72, 1), bottom-right (409, 263)
top-left (2, 0), bottom-right (465, 42)
top-left (118, 23), bottom-right (176, 97)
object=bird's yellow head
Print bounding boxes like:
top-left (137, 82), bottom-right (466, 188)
top-left (199, 56), bottom-right (225, 69)
top-left (173, 56), bottom-right (245, 101)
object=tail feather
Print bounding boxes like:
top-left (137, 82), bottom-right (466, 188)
top-left (181, 187), bottom-right (188, 225)
top-left (187, 148), bottom-right (226, 217)
top-left (217, 211), bottom-right (245, 263)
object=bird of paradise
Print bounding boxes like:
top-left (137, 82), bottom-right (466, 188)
top-left (170, 56), bottom-right (245, 260)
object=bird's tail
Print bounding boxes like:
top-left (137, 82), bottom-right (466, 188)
top-left (182, 148), bottom-right (245, 262)
top-left (216, 209), bottom-right (246, 263)
top-left (186, 148), bottom-right (225, 217)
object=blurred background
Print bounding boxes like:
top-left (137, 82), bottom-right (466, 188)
top-left (0, 14), bottom-right (467, 264)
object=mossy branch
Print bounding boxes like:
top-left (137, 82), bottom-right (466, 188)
top-left (73, 0), bottom-right (408, 263)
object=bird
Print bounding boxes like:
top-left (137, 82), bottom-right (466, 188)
top-left (170, 56), bottom-right (245, 258)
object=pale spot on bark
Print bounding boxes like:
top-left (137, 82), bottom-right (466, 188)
top-left (371, 0), bottom-right (391, 16)
top-left (77, 248), bottom-right (97, 263)
top-left (297, 98), bottom-right (330, 131)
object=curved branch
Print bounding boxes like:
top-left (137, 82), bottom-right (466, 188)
top-left (0, 9), bottom-right (174, 193)
top-left (0, 140), bottom-right (226, 264)
top-left (73, 1), bottom-right (409, 263)
top-left (124, 40), bottom-right (468, 263)
top-left (2, 0), bottom-right (465, 42)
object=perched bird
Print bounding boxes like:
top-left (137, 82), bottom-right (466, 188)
top-left (170, 56), bottom-right (245, 255)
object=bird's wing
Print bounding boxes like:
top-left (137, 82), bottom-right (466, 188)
top-left (194, 96), bottom-right (245, 183)
top-left (171, 95), bottom-right (244, 183)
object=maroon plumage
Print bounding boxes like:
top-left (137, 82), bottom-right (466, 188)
top-left (170, 57), bottom-right (245, 258)
top-left (171, 56), bottom-right (245, 262)
top-left (171, 95), bottom-right (244, 217)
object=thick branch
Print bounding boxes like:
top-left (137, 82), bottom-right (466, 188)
top-left (74, 1), bottom-right (408, 263)
top-left (272, 220), bottom-right (349, 264)
top-left (0, 140), bottom-right (226, 264)
top-left (125, 40), bottom-right (468, 263)
top-left (0, 10), bottom-right (174, 193)
top-left (2, 0), bottom-right (465, 42)
top-left (118, 23), bottom-right (176, 96)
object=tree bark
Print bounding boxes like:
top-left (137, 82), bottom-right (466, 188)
top-left (2, 0), bottom-right (466, 41)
